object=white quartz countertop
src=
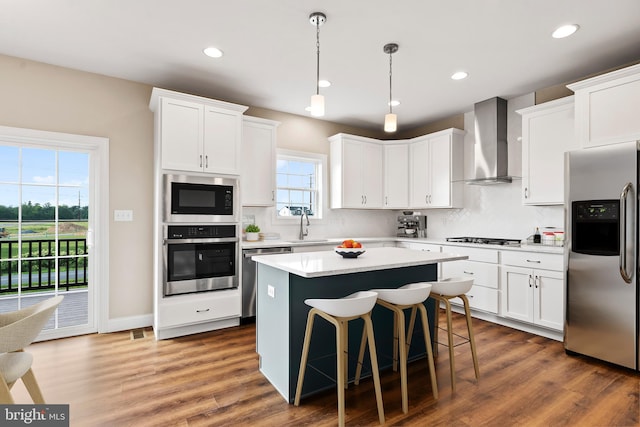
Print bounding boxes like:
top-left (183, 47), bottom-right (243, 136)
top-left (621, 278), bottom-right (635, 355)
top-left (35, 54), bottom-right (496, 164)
top-left (251, 246), bottom-right (467, 278)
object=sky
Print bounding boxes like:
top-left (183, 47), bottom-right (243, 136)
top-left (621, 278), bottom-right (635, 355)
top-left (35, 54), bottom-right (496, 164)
top-left (0, 145), bottom-right (89, 208)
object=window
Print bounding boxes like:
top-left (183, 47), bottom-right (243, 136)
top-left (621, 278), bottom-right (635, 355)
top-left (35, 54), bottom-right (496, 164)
top-left (276, 151), bottom-right (325, 219)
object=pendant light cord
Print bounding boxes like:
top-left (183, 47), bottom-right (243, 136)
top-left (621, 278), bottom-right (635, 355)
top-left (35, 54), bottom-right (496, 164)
top-left (388, 52), bottom-right (393, 114)
top-left (316, 20), bottom-right (320, 96)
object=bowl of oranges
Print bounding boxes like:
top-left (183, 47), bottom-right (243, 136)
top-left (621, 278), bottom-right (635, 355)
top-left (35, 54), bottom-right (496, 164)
top-left (335, 239), bottom-right (365, 258)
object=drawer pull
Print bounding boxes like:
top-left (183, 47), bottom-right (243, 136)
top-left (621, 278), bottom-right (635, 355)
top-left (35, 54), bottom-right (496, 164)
top-left (196, 308), bottom-right (211, 313)
top-left (463, 271), bottom-right (474, 275)
top-left (526, 259), bottom-right (541, 264)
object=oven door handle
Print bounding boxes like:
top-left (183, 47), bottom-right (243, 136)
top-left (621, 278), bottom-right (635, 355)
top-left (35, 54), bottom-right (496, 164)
top-left (164, 237), bottom-right (239, 245)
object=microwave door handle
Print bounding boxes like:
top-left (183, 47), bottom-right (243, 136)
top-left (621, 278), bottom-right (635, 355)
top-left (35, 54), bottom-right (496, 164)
top-left (620, 182), bottom-right (633, 284)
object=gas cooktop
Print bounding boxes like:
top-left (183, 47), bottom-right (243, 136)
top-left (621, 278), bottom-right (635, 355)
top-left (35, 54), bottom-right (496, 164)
top-left (446, 237), bottom-right (521, 246)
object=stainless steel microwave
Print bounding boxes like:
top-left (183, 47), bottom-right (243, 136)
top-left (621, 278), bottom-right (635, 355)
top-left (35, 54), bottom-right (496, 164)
top-left (163, 174), bottom-right (239, 223)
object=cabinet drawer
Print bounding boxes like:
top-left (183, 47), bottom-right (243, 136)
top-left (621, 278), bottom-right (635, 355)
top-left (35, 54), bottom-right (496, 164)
top-left (501, 251), bottom-right (562, 271)
top-left (158, 290), bottom-right (241, 328)
top-left (440, 245), bottom-right (499, 263)
top-left (440, 260), bottom-right (499, 289)
top-left (447, 285), bottom-right (499, 314)
top-left (398, 242), bottom-right (440, 252)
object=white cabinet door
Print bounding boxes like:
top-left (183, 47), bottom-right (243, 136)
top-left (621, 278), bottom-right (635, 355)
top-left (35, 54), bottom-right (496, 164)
top-left (429, 134), bottom-right (452, 207)
top-left (384, 143), bottom-right (409, 208)
top-left (409, 138), bottom-right (429, 207)
top-left (518, 96), bottom-right (575, 205)
top-left (203, 106), bottom-right (242, 175)
top-left (501, 265), bottom-right (563, 331)
top-left (362, 142), bottom-right (383, 208)
top-left (501, 265), bottom-right (534, 323)
top-left (568, 64), bottom-right (640, 148)
top-left (160, 97), bottom-right (204, 172)
top-left (533, 269), bottom-right (564, 330)
top-left (241, 117), bottom-right (278, 206)
top-left (329, 135), bottom-right (383, 209)
top-left (408, 129), bottom-right (464, 209)
top-left (341, 139), bottom-right (366, 207)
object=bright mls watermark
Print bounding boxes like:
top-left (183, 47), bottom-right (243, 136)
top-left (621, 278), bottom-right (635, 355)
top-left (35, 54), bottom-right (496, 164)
top-left (0, 405), bottom-right (69, 426)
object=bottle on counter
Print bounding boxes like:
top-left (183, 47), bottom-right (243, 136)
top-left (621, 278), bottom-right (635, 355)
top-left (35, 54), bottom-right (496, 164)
top-left (533, 227), bottom-right (541, 244)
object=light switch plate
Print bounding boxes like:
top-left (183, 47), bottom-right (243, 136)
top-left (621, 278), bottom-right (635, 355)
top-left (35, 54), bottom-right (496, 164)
top-left (114, 210), bottom-right (133, 222)
top-left (267, 285), bottom-right (275, 298)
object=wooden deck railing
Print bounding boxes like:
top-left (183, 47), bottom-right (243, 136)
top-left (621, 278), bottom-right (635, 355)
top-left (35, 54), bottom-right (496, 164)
top-left (0, 238), bottom-right (87, 294)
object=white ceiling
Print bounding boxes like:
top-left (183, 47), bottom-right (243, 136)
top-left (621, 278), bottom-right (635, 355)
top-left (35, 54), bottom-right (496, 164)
top-left (1, 1), bottom-right (639, 132)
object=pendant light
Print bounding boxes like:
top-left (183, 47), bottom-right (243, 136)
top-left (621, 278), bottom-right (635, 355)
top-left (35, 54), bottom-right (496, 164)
top-left (309, 12), bottom-right (326, 117)
top-left (383, 43), bottom-right (399, 132)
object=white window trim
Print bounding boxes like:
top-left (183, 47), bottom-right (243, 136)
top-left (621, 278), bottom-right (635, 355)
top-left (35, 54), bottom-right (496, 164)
top-left (0, 125), bottom-right (109, 338)
top-left (274, 149), bottom-right (327, 223)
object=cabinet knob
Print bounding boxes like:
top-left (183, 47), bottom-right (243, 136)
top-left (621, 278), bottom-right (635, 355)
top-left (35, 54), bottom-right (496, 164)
top-left (524, 187), bottom-right (528, 199)
top-left (528, 274), bottom-right (533, 287)
top-left (199, 155), bottom-right (203, 168)
top-left (196, 308), bottom-right (210, 313)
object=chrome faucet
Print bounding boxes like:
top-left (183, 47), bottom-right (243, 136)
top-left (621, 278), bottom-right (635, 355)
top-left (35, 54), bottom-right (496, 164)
top-left (299, 211), bottom-right (310, 240)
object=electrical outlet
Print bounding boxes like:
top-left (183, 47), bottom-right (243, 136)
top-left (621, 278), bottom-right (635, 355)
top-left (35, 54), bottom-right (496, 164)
top-left (114, 210), bottom-right (133, 222)
top-left (267, 285), bottom-right (275, 298)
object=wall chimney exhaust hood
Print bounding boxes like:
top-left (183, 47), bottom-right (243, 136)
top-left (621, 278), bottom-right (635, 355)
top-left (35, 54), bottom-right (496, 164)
top-left (467, 96), bottom-right (512, 185)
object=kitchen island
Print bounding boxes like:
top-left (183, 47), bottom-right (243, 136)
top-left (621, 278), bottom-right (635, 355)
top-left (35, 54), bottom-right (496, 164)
top-left (252, 246), bottom-right (467, 402)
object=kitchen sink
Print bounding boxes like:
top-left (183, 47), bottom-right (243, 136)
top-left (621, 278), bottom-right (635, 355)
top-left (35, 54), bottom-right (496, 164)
top-left (285, 239), bottom-right (331, 244)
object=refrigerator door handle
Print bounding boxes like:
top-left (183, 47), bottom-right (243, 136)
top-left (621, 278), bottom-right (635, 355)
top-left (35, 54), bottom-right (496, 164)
top-left (619, 182), bottom-right (634, 284)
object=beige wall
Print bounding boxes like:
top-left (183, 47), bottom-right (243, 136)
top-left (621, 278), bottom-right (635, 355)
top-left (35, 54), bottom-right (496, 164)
top-left (0, 54), bottom-right (154, 321)
top-left (245, 106), bottom-right (387, 155)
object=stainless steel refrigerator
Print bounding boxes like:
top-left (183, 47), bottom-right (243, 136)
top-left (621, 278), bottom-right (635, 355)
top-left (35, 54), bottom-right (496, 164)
top-left (565, 141), bottom-right (639, 370)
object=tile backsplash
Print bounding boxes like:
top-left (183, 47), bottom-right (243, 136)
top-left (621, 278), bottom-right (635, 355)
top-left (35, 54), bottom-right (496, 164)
top-left (242, 181), bottom-right (563, 243)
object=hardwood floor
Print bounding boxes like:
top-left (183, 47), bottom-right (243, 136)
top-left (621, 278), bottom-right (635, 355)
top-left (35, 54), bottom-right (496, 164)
top-left (10, 312), bottom-right (640, 426)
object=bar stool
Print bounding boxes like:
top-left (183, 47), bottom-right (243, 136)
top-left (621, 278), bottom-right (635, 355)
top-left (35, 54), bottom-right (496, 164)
top-left (294, 291), bottom-right (384, 427)
top-left (425, 277), bottom-right (479, 392)
top-left (355, 282), bottom-right (438, 414)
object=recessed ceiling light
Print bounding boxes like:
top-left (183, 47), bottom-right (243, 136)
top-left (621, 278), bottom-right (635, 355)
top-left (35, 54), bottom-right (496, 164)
top-left (552, 24), bottom-right (579, 39)
top-left (388, 100), bottom-right (400, 107)
top-left (319, 80), bottom-right (331, 88)
top-left (203, 47), bottom-right (223, 58)
top-left (451, 71), bottom-right (469, 80)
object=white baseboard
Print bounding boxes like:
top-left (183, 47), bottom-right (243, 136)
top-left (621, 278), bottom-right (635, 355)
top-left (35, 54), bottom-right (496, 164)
top-left (105, 313), bottom-right (153, 333)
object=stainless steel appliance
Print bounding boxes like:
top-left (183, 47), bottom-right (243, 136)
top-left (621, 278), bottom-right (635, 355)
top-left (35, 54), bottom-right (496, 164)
top-left (565, 141), bottom-right (639, 370)
top-left (242, 246), bottom-right (292, 320)
top-left (445, 237), bottom-right (521, 246)
top-left (163, 173), bottom-right (239, 223)
top-left (163, 224), bottom-right (239, 296)
top-left (397, 214), bottom-right (427, 237)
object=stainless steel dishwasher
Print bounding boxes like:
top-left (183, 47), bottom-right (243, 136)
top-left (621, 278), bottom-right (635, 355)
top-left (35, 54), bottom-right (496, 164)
top-left (242, 246), bottom-right (292, 321)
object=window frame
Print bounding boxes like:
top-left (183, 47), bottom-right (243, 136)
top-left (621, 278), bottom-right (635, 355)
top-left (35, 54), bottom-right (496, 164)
top-left (274, 149), bottom-right (327, 222)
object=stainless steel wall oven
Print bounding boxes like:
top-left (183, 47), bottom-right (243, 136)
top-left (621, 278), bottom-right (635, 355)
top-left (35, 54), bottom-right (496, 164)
top-left (163, 224), bottom-right (239, 296)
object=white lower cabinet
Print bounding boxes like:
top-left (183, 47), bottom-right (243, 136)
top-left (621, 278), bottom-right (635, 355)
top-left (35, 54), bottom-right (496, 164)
top-left (500, 251), bottom-right (564, 331)
top-left (440, 245), bottom-right (500, 314)
top-left (401, 243), bottom-right (565, 338)
top-left (157, 289), bottom-right (241, 329)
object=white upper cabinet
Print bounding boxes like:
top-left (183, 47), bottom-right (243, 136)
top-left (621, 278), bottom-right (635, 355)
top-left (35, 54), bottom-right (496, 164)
top-left (568, 63), bottom-right (640, 148)
top-left (149, 87), bottom-right (247, 174)
top-left (383, 142), bottom-right (409, 208)
top-left (409, 128), bottom-right (464, 208)
top-left (241, 116), bottom-right (279, 206)
top-left (517, 96), bottom-right (576, 205)
top-left (330, 134), bottom-right (383, 209)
